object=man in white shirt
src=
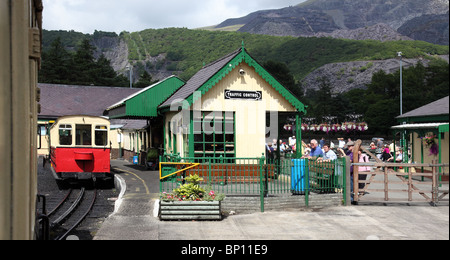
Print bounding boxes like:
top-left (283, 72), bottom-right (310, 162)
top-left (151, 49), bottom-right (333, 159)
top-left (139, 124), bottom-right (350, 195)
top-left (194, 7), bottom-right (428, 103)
top-left (321, 143), bottom-right (337, 161)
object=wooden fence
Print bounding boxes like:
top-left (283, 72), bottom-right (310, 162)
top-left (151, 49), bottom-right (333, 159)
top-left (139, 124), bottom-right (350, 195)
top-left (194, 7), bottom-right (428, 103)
top-left (352, 140), bottom-right (449, 205)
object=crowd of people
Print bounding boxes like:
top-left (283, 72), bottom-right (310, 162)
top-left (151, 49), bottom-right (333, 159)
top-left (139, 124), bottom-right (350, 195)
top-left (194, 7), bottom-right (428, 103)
top-left (266, 136), bottom-right (409, 205)
top-left (265, 136), bottom-right (407, 164)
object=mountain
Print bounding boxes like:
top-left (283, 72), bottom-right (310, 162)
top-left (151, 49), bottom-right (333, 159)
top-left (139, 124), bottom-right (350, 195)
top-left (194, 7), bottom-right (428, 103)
top-left (42, 28), bottom-right (449, 95)
top-left (213, 0), bottom-right (449, 45)
top-left (398, 12), bottom-right (450, 45)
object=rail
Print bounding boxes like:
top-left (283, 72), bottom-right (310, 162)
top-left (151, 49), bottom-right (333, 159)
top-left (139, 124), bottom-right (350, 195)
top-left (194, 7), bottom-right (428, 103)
top-left (160, 154), bottom-right (347, 211)
top-left (352, 161), bottom-right (449, 205)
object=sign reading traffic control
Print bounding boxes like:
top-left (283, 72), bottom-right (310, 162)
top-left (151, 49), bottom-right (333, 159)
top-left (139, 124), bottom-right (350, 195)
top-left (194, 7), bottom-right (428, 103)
top-left (224, 90), bottom-right (262, 101)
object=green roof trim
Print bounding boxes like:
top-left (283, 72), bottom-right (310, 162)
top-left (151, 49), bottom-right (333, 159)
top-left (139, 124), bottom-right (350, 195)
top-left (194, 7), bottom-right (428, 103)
top-left (167, 48), bottom-right (306, 114)
top-left (108, 76), bottom-right (185, 119)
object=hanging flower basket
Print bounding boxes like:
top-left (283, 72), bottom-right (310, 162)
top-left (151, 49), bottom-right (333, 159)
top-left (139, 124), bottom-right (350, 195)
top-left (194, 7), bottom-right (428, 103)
top-left (299, 121), bottom-right (368, 133)
top-left (284, 124), bottom-right (293, 131)
top-left (357, 122), bottom-right (369, 132)
top-left (422, 134), bottom-right (439, 156)
top-left (301, 123), bottom-right (309, 131)
top-left (310, 124), bottom-right (319, 131)
top-left (331, 124), bottom-right (341, 132)
top-left (319, 123), bottom-right (331, 133)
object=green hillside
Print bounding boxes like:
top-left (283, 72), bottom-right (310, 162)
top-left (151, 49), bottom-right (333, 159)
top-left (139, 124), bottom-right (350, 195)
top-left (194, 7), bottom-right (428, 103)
top-left (43, 28), bottom-right (449, 82)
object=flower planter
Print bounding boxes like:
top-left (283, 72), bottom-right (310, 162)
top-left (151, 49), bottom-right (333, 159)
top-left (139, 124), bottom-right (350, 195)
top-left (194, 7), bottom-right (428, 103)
top-left (159, 201), bottom-right (222, 221)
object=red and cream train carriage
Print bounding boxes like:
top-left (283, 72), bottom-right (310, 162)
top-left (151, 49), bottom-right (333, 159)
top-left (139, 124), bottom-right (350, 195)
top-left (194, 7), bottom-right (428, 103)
top-left (49, 115), bottom-right (111, 181)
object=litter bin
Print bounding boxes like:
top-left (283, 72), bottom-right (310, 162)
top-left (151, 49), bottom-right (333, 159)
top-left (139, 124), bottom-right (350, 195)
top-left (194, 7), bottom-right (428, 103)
top-left (291, 159), bottom-right (308, 195)
top-left (133, 155), bottom-right (138, 165)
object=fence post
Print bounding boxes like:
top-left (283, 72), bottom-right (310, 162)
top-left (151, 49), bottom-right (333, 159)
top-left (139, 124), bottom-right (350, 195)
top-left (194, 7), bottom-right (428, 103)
top-left (304, 159), bottom-right (309, 207)
top-left (432, 160), bottom-right (438, 206)
top-left (345, 156), bottom-right (351, 206)
top-left (260, 154), bottom-right (265, 212)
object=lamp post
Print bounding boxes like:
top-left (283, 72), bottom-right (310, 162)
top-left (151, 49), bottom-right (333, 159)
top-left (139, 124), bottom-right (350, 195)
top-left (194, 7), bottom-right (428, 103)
top-left (397, 52), bottom-right (407, 160)
top-left (397, 52), bottom-right (403, 115)
top-left (126, 64), bottom-right (133, 88)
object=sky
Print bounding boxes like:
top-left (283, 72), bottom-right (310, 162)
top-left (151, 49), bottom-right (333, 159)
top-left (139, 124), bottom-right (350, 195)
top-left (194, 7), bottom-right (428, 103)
top-left (42, 0), bottom-right (305, 34)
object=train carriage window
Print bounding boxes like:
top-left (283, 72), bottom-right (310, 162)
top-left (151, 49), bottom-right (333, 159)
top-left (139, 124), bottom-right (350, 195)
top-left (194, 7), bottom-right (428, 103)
top-left (76, 124), bottom-right (92, 146)
top-left (59, 124), bottom-right (72, 145)
top-left (95, 125), bottom-right (108, 146)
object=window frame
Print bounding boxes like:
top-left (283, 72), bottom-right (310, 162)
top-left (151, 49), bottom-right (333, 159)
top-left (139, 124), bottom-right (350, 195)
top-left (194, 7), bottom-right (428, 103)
top-left (193, 111), bottom-right (235, 159)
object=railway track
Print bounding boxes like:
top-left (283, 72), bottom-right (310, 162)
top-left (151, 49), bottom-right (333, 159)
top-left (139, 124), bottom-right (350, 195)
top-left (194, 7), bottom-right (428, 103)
top-left (46, 187), bottom-right (97, 240)
top-left (37, 158), bottom-right (118, 240)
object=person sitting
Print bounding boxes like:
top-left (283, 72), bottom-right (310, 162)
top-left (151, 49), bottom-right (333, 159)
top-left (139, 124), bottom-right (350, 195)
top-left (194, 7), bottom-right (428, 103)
top-left (387, 148), bottom-right (403, 163)
top-left (302, 139), bottom-right (323, 159)
top-left (381, 145), bottom-right (392, 161)
top-left (318, 143), bottom-right (337, 162)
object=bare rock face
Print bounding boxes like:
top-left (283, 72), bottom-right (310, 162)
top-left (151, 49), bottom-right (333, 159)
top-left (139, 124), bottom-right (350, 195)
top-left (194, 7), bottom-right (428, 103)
top-left (312, 23), bottom-right (412, 42)
top-left (216, 0), bottom-right (449, 45)
top-left (301, 55), bottom-right (449, 94)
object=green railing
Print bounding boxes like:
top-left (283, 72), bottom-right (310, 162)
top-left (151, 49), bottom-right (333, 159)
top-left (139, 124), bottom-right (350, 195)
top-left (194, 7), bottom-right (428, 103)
top-left (159, 154), bottom-right (347, 211)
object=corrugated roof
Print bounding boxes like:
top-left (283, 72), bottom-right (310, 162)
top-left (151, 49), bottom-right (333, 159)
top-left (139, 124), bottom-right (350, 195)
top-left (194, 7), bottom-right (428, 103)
top-left (397, 96), bottom-right (449, 119)
top-left (106, 75), bottom-right (183, 112)
top-left (391, 123), bottom-right (449, 130)
top-left (110, 119), bottom-right (148, 130)
top-left (38, 83), bottom-right (140, 118)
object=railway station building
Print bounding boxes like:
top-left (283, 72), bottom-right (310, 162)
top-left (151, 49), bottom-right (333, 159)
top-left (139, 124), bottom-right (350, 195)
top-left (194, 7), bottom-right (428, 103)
top-left (107, 46), bottom-right (307, 160)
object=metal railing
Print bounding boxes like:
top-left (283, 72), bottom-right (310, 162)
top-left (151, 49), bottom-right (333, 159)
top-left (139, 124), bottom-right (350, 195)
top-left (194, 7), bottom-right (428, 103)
top-left (159, 154), bottom-right (347, 211)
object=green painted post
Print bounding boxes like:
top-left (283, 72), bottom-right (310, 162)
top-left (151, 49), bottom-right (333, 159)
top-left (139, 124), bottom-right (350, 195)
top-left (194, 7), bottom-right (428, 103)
top-left (260, 154), bottom-right (265, 212)
top-left (304, 159), bottom-right (309, 207)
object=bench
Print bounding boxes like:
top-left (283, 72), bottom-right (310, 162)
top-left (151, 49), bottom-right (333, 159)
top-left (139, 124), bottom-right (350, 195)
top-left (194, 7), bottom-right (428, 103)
top-left (308, 160), bottom-right (336, 193)
top-left (163, 163), bottom-right (275, 184)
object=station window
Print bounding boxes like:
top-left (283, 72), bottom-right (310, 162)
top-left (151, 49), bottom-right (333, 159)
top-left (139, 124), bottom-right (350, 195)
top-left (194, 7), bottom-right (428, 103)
top-left (95, 125), bottom-right (108, 146)
top-left (193, 111), bottom-right (235, 159)
top-left (59, 124), bottom-right (72, 145)
top-left (76, 124), bottom-right (92, 146)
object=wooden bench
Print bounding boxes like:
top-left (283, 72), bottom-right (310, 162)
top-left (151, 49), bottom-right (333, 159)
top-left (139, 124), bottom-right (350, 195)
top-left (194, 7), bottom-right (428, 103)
top-left (308, 160), bottom-right (336, 193)
top-left (165, 163), bottom-right (275, 184)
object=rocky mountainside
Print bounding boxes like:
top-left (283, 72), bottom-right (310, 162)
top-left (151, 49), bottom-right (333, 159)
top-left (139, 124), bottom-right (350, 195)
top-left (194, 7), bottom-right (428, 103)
top-left (398, 12), bottom-right (449, 45)
top-left (302, 55), bottom-right (450, 94)
top-left (215, 0), bottom-right (449, 45)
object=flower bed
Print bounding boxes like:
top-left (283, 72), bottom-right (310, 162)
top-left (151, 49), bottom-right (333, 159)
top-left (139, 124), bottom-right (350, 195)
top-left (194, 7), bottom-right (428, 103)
top-left (159, 174), bottom-right (224, 221)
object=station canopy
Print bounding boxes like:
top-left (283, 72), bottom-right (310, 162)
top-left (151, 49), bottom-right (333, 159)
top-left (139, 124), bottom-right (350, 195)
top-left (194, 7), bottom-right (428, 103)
top-left (105, 75), bottom-right (185, 119)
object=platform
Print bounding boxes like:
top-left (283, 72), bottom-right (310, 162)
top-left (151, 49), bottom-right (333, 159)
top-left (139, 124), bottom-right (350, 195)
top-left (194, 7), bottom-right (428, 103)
top-left (93, 160), bottom-right (449, 240)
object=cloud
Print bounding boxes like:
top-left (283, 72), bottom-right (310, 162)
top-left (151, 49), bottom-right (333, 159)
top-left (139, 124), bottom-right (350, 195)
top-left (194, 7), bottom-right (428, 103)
top-left (42, 0), bottom-right (303, 33)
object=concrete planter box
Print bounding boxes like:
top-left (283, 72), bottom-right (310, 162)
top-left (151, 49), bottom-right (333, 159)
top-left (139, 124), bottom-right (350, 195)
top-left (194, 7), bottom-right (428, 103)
top-left (159, 201), bottom-right (222, 221)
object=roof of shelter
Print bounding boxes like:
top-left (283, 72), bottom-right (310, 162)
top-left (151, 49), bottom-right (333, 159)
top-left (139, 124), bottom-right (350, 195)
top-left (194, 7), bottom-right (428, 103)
top-left (396, 96), bottom-right (449, 123)
top-left (110, 119), bottom-right (148, 130)
top-left (38, 83), bottom-right (140, 119)
top-left (105, 76), bottom-right (185, 119)
top-left (159, 47), bottom-right (306, 114)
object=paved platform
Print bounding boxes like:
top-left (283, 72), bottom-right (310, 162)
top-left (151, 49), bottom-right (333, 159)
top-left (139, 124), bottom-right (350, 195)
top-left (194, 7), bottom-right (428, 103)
top-left (93, 160), bottom-right (449, 240)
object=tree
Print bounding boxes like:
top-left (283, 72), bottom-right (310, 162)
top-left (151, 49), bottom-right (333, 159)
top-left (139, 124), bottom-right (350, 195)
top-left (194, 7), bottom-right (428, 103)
top-left (263, 60), bottom-right (304, 99)
top-left (39, 37), bottom-right (72, 84)
top-left (94, 54), bottom-right (119, 86)
top-left (72, 39), bottom-right (97, 85)
top-left (40, 37), bottom-right (131, 87)
top-left (134, 71), bottom-right (158, 88)
top-left (313, 76), bottom-right (334, 121)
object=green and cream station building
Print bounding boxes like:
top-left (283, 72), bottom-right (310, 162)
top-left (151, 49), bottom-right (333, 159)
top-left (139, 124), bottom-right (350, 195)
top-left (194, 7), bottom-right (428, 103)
top-left (107, 46), bottom-right (307, 160)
